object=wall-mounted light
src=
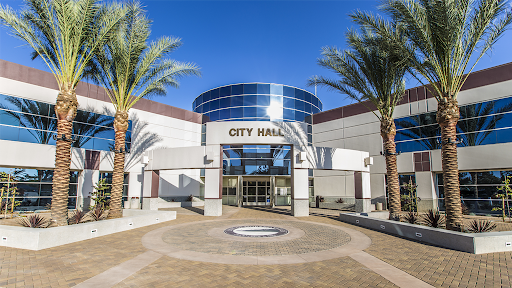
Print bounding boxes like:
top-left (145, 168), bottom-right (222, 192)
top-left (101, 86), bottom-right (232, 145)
top-left (298, 151), bottom-right (307, 162)
top-left (364, 157), bottom-right (373, 167)
top-left (141, 156), bottom-right (149, 165)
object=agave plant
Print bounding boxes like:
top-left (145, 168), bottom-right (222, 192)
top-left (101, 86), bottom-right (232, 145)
top-left (87, 206), bottom-right (108, 221)
top-left (467, 220), bottom-right (497, 233)
top-left (421, 209), bottom-right (445, 228)
top-left (403, 211), bottom-right (419, 224)
top-left (68, 209), bottom-right (87, 225)
top-left (17, 214), bottom-right (50, 228)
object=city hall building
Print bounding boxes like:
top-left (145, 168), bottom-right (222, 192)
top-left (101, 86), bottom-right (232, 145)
top-left (1, 59), bottom-right (511, 216)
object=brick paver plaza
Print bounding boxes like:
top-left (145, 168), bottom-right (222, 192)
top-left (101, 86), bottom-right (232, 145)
top-left (1, 206), bottom-right (511, 287)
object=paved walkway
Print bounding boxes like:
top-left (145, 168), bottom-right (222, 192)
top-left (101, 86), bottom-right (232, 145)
top-left (0, 206), bottom-right (511, 287)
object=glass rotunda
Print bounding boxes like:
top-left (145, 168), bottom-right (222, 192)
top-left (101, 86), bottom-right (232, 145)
top-left (193, 83), bottom-right (322, 206)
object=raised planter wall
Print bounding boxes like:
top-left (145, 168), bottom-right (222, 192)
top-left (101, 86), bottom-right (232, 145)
top-left (339, 213), bottom-right (512, 254)
top-left (0, 210), bottom-right (176, 251)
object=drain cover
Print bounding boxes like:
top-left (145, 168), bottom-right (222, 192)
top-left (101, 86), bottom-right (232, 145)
top-left (224, 226), bottom-right (289, 238)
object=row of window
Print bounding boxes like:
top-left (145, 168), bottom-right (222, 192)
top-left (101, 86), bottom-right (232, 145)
top-left (394, 96), bottom-right (512, 153)
top-left (0, 167), bottom-right (129, 211)
top-left (395, 127), bottom-right (512, 153)
top-left (193, 83), bottom-right (322, 111)
top-left (194, 95), bottom-right (321, 115)
top-left (203, 106), bottom-right (315, 123)
top-left (0, 95), bottom-right (132, 152)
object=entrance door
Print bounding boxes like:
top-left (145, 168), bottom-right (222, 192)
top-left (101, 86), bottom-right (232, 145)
top-left (242, 178), bottom-right (270, 206)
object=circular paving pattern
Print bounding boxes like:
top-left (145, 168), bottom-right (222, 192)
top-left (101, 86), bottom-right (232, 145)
top-left (224, 226), bottom-right (289, 238)
top-left (161, 219), bottom-right (351, 256)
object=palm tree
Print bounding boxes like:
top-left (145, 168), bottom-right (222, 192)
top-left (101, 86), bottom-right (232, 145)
top-left (352, 0), bottom-right (512, 230)
top-left (0, 0), bottom-right (126, 225)
top-left (91, 2), bottom-right (200, 219)
top-left (308, 26), bottom-right (408, 220)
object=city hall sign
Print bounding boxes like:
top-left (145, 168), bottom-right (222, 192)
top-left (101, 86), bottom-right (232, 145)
top-left (229, 128), bottom-right (285, 137)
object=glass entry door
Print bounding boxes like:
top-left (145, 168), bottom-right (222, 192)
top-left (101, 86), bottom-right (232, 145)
top-left (242, 179), bottom-right (270, 206)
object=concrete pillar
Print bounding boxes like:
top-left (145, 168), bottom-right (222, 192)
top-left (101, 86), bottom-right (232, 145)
top-left (415, 171), bottom-right (438, 212)
top-left (204, 168), bottom-right (222, 216)
top-left (355, 171), bottom-right (372, 213)
top-left (291, 168), bottom-right (309, 217)
top-left (142, 170), bottom-right (159, 210)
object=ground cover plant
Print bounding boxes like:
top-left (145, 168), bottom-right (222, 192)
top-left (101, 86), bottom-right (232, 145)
top-left (467, 219), bottom-right (497, 233)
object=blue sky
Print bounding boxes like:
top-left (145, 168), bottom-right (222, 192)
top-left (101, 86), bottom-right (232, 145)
top-left (1, 0), bottom-right (511, 112)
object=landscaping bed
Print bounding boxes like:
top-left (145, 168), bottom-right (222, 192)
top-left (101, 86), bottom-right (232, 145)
top-left (339, 212), bottom-right (512, 254)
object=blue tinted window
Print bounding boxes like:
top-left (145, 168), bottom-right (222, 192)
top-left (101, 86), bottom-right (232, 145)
top-left (312, 96), bottom-right (319, 108)
top-left (244, 95), bottom-right (257, 106)
top-left (203, 91), bottom-right (211, 102)
top-left (232, 84), bottom-right (243, 95)
top-left (283, 97), bottom-right (295, 109)
top-left (78, 136), bottom-right (94, 150)
top-left (304, 103), bottom-right (312, 114)
top-left (312, 107), bottom-right (320, 114)
top-left (210, 88), bottom-right (220, 100)
top-left (283, 109), bottom-right (295, 120)
top-left (496, 128), bottom-right (512, 143)
top-left (257, 84), bottom-right (270, 94)
top-left (494, 112), bottom-right (512, 129)
top-left (494, 97), bottom-right (512, 114)
top-left (210, 99), bottom-right (220, 110)
top-left (220, 86), bottom-right (231, 97)
top-left (295, 100), bottom-right (305, 111)
top-left (256, 107), bottom-right (268, 118)
top-left (125, 131), bottom-right (131, 143)
top-left (220, 97), bottom-right (230, 108)
top-left (244, 107), bottom-right (257, 117)
top-left (231, 108), bottom-right (243, 118)
top-left (295, 89), bottom-right (305, 100)
top-left (257, 95), bottom-right (270, 106)
top-left (244, 84), bottom-right (257, 94)
top-left (195, 105), bottom-right (203, 113)
top-left (232, 96), bottom-right (244, 107)
top-left (0, 110), bottom-right (20, 126)
top-left (319, 102), bottom-right (323, 111)
top-left (94, 129), bottom-right (115, 140)
top-left (270, 84), bottom-right (283, 95)
top-left (18, 128), bottom-right (38, 144)
top-left (209, 110), bottom-right (220, 121)
top-left (219, 109), bottom-right (230, 120)
top-left (283, 86), bottom-right (294, 97)
top-left (0, 95), bottom-right (21, 111)
top-left (94, 138), bottom-right (113, 151)
top-left (295, 111), bottom-right (305, 122)
top-left (192, 99), bottom-right (196, 109)
top-left (305, 92), bottom-right (313, 103)
top-left (196, 94), bottom-right (203, 105)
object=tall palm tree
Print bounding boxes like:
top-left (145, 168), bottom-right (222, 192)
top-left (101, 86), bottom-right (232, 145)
top-left (0, 0), bottom-right (126, 225)
top-left (91, 2), bottom-right (200, 219)
top-left (353, 0), bottom-right (512, 230)
top-left (308, 26), bottom-right (408, 220)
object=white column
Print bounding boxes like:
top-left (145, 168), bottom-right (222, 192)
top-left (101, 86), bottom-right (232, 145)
top-left (355, 171), bottom-right (372, 213)
top-left (204, 168), bottom-right (222, 216)
top-left (291, 146), bottom-right (310, 217)
top-left (415, 171), bottom-right (438, 212)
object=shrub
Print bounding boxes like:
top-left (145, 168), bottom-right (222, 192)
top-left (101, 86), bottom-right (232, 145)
top-left (17, 214), bottom-right (50, 228)
top-left (421, 209), bottom-right (445, 228)
top-left (187, 194), bottom-right (194, 202)
top-left (335, 198), bottom-right (345, 204)
top-left (467, 220), bottom-right (497, 233)
top-left (68, 209), bottom-right (87, 225)
top-left (403, 211), bottom-right (419, 224)
top-left (87, 206), bottom-right (108, 221)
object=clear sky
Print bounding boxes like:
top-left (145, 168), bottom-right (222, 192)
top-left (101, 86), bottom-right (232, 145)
top-left (1, 0), bottom-right (511, 112)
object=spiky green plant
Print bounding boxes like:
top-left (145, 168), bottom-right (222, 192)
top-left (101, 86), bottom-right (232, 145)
top-left (353, 0), bottom-right (512, 230)
top-left (421, 209), bottom-right (446, 228)
top-left (467, 219), bottom-right (496, 233)
top-left (0, 0), bottom-right (127, 226)
top-left (17, 214), bottom-right (50, 228)
top-left (90, 2), bottom-right (200, 219)
top-left (309, 23), bottom-right (408, 220)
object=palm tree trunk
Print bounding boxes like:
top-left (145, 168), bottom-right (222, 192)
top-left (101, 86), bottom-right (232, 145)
top-left (51, 88), bottom-right (78, 226)
top-left (108, 111), bottom-right (129, 219)
top-left (381, 119), bottom-right (401, 220)
top-left (437, 99), bottom-right (462, 231)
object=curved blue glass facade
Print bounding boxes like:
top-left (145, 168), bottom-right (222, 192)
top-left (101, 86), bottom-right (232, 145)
top-left (193, 83), bottom-right (322, 122)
